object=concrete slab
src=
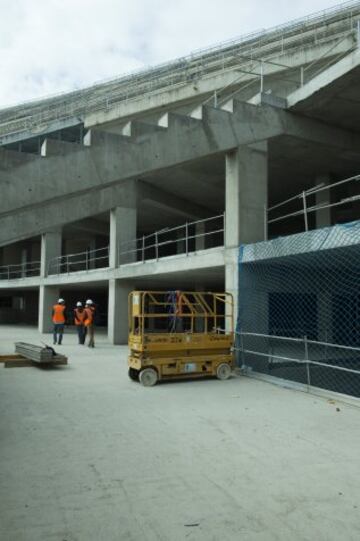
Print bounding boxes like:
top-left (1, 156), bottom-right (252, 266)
top-left (1, 325), bottom-right (360, 541)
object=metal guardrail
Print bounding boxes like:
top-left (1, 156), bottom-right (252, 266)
top-left (45, 214), bottom-right (224, 276)
top-left (48, 246), bottom-right (109, 275)
top-left (235, 330), bottom-right (360, 398)
top-left (0, 261), bottom-right (41, 280)
top-left (207, 29), bottom-right (357, 109)
top-left (117, 214), bottom-right (225, 264)
top-left (265, 172), bottom-right (360, 238)
top-left (1, 1), bottom-right (359, 141)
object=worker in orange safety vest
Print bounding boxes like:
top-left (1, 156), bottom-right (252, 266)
top-left (52, 298), bottom-right (66, 345)
top-left (74, 301), bottom-right (87, 345)
top-left (84, 299), bottom-right (96, 348)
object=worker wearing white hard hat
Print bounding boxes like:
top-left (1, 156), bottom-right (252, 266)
top-left (85, 299), bottom-right (96, 348)
top-left (52, 298), bottom-right (66, 345)
top-left (74, 301), bottom-right (86, 344)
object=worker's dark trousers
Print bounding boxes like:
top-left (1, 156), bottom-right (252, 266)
top-left (53, 324), bottom-right (64, 345)
top-left (76, 325), bottom-right (86, 345)
top-left (87, 325), bottom-right (95, 348)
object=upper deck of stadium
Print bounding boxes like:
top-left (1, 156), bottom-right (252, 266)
top-left (1, 0), bottom-right (360, 147)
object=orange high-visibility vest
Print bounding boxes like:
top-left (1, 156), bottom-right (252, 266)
top-left (52, 304), bottom-right (66, 324)
top-left (84, 306), bottom-right (95, 327)
top-left (74, 308), bottom-right (86, 325)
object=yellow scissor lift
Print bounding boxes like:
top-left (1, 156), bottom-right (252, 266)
top-left (128, 290), bottom-right (234, 386)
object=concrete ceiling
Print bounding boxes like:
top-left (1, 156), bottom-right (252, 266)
top-left (289, 61), bottom-right (360, 133)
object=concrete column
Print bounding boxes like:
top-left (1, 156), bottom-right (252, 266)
top-left (225, 250), bottom-right (239, 333)
top-left (225, 143), bottom-right (268, 335)
top-left (40, 228), bottom-right (62, 277)
top-left (315, 174), bottom-right (331, 229)
top-left (225, 143), bottom-right (268, 247)
top-left (109, 182), bottom-right (137, 267)
top-left (195, 222), bottom-right (206, 251)
top-left (108, 279), bottom-right (133, 344)
top-left (38, 285), bottom-right (60, 334)
top-left (21, 248), bottom-right (27, 278)
top-left (176, 227), bottom-right (186, 254)
top-left (88, 238), bottom-right (97, 270)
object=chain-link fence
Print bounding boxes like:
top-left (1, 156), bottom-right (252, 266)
top-left (237, 220), bottom-right (360, 398)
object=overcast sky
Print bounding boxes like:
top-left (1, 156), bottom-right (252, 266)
top-left (0, 0), bottom-right (345, 107)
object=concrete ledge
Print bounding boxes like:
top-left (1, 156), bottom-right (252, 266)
top-left (0, 248), bottom-right (226, 289)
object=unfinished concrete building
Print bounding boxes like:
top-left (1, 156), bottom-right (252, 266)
top-left (1, 0), bottom-right (360, 363)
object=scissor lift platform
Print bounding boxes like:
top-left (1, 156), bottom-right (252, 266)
top-left (128, 290), bottom-right (234, 386)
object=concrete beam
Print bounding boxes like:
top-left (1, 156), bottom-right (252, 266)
top-left (2, 101), bottom-right (360, 246)
top-left (121, 120), bottom-right (166, 138)
top-left (0, 147), bottom-right (40, 171)
top-left (66, 218), bottom-right (109, 236)
top-left (0, 104), bottom-right (285, 216)
top-left (0, 181), bottom-right (137, 247)
top-left (138, 180), bottom-right (210, 220)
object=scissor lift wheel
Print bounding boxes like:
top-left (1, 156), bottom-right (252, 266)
top-left (139, 367), bottom-right (158, 387)
top-left (128, 367), bottom-right (139, 381)
top-left (216, 363), bottom-right (231, 380)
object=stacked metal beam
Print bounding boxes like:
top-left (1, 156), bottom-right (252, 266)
top-left (14, 342), bottom-right (67, 364)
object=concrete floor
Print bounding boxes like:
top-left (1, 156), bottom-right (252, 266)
top-left (1, 326), bottom-right (360, 541)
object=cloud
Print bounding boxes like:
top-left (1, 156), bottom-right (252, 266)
top-left (0, 0), bottom-right (345, 107)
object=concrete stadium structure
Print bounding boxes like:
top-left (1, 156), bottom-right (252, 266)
top-left (1, 1), bottom-right (360, 344)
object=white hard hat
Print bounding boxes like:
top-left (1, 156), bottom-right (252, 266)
top-left (76, 302), bottom-right (82, 307)
top-left (58, 298), bottom-right (65, 303)
top-left (86, 299), bottom-right (93, 305)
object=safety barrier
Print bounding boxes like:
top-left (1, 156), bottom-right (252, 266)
top-left (0, 261), bottom-right (41, 280)
top-left (236, 331), bottom-right (360, 399)
top-left (117, 214), bottom-right (225, 265)
top-left (266, 172), bottom-right (360, 239)
top-left (45, 214), bottom-right (224, 276)
top-left (48, 246), bottom-right (109, 275)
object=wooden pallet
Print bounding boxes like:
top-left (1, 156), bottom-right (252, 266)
top-left (0, 353), bottom-right (68, 368)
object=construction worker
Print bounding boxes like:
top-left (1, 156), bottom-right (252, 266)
top-left (84, 299), bottom-right (96, 348)
top-left (74, 301), bottom-right (87, 345)
top-left (52, 298), bottom-right (66, 345)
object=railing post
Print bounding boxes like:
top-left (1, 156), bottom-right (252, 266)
top-left (300, 66), bottom-right (304, 86)
top-left (260, 60), bottom-right (264, 93)
top-left (304, 335), bottom-right (311, 391)
top-left (264, 204), bottom-right (268, 241)
top-left (357, 20), bottom-right (360, 48)
top-left (185, 223), bottom-right (188, 255)
top-left (214, 90), bottom-right (218, 108)
top-left (155, 232), bottom-right (159, 261)
top-left (67, 255), bottom-right (70, 274)
top-left (302, 191), bottom-right (309, 232)
top-left (142, 235), bottom-right (145, 263)
top-left (223, 211), bottom-right (226, 245)
top-left (240, 332), bottom-right (245, 368)
top-left (8, 267), bottom-right (10, 280)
